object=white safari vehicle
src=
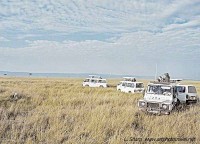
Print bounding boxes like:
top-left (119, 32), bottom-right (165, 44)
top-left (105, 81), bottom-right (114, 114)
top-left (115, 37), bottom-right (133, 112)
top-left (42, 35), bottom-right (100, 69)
top-left (117, 77), bottom-right (144, 93)
top-left (176, 85), bottom-right (198, 104)
top-left (82, 75), bottom-right (107, 88)
top-left (138, 81), bottom-right (179, 115)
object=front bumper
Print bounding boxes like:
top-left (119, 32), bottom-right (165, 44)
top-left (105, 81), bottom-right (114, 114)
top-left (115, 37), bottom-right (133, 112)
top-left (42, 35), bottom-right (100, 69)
top-left (186, 96), bottom-right (198, 103)
top-left (138, 100), bottom-right (172, 114)
top-left (139, 107), bottom-right (170, 115)
top-left (186, 100), bottom-right (197, 103)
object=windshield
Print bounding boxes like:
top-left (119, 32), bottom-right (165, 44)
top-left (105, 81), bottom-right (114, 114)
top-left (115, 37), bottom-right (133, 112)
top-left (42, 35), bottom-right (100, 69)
top-left (84, 79), bottom-right (89, 82)
top-left (136, 83), bottom-right (144, 88)
top-left (147, 85), bottom-right (172, 95)
top-left (118, 82), bottom-right (123, 85)
top-left (188, 86), bottom-right (197, 93)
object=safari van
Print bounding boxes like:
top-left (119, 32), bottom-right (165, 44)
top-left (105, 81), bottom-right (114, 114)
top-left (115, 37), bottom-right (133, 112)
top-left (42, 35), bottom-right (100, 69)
top-left (82, 75), bottom-right (107, 88)
top-left (117, 77), bottom-right (144, 93)
top-left (176, 85), bottom-right (198, 104)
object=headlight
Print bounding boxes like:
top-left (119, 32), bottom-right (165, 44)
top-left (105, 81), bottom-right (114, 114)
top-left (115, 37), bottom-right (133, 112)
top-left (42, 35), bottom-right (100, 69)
top-left (162, 104), bottom-right (168, 109)
top-left (189, 96), bottom-right (196, 100)
top-left (139, 101), bottom-right (146, 107)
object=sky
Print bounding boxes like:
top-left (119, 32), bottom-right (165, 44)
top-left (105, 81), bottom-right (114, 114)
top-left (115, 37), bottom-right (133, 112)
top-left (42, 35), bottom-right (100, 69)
top-left (0, 0), bottom-right (200, 79)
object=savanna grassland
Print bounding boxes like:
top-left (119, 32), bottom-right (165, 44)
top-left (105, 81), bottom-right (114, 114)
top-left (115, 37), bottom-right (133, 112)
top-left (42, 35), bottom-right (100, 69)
top-left (0, 77), bottom-right (200, 144)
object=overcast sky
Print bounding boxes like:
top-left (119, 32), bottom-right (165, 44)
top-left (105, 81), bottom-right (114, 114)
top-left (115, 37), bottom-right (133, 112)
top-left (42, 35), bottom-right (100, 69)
top-left (0, 0), bottom-right (200, 79)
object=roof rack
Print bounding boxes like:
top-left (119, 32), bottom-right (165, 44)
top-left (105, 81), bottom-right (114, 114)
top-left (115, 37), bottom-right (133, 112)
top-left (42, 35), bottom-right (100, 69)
top-left (123, 77), bottom-right (135, 79)
top-left (149, 81), bottom-right (171, 85)
top-left (170, 79), bottom-right (183, 83)
top-left (123, 77), bottom-right (136, 81)
top-left (89, 75), bottom-right (102, 78)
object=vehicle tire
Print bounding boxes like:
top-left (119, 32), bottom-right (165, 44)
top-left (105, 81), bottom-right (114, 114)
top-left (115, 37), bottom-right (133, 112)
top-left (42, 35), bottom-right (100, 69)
top-left (99, 85), bottom-right (104, 88)
top-left (157, 112), bottom-right (161, 116)
top-left (197, 97), bottom-right (199, 103)
top-left (186, 100), bottom-right (189, 105)
top-left (118, 89), bottom-right (121, 91)
top-left (85, 85), bottom-right (89, 87)
top-left (165, 112), bottom-right (170, 115)
top-left (129, 91), bottom-right (131, 93)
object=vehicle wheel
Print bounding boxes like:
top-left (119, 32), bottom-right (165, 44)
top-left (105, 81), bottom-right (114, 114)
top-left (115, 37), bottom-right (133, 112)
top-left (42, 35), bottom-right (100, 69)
top-left (118, 89), bottom-right (121, 91)
top-left (129, 91), bottom-right (131, 93)
top-left (85, 85), bottom-right (89, 87)
top-left (157, 112), bottom-right (161, 116)
top-left (165, 112), bottom-right (170, 115)
top-left (99, 85), bottom-right (104, 88)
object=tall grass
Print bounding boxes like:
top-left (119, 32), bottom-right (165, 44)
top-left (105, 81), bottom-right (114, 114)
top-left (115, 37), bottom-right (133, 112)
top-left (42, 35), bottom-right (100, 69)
top-left (0, 77), bottom-right (199, 143)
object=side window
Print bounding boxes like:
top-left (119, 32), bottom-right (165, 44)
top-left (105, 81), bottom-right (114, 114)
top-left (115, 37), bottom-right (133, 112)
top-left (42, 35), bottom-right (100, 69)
top-left (122, 83), bottom-right (126, 86)
top-left (136, 83), bottom-right (143, 88)
top-left (127, 83), bottom-right (133, 87)
top-left (174, 87), bottom-right (177, 93)
top-left (173, 88), bottom-right (176, 98)
top-left (177, 86), bottom-right (185, 93)
top-left (131, 83), bottom-right (135, 88)
top-left (182, 87), bottom-right (186, 93)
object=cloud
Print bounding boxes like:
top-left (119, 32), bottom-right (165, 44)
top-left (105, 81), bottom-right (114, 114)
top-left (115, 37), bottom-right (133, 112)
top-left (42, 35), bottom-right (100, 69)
top-left (16, 34), bottom-right (41, 40)
top-left (163, 18), bottom-right (200, 31)
top-left (159, 0), bottom-right (196, 19)
top-left (0, 36), bottom-right (9, 42)
top-left (1, 0), bottom-right (199, 33)
top-left (0, 0), bottom-right (200, 79)
top-left (0, 27), bottom-right (199, 78)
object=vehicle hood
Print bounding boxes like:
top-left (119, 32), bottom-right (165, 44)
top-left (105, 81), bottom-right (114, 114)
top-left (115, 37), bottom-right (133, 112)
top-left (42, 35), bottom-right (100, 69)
top-left (188, 93), bottom-right (198, 97)
top-left (144, 94), bottom-right (172, 104)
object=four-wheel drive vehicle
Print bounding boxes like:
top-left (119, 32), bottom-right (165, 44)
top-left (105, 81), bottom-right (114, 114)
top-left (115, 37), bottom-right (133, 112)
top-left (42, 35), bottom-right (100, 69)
top-left (117, 81), bottom-right (144, 93)
top-left (82, 76), bottom-right (107, 88)
top-left (176, 85), bottom-right (199, 104)
top-left (138, 82), bottom-right (179, 115)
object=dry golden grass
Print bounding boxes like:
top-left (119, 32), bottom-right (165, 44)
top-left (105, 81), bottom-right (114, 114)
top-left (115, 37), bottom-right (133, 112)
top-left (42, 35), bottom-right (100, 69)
top-left (0, 77), bottom-right (199, 144)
